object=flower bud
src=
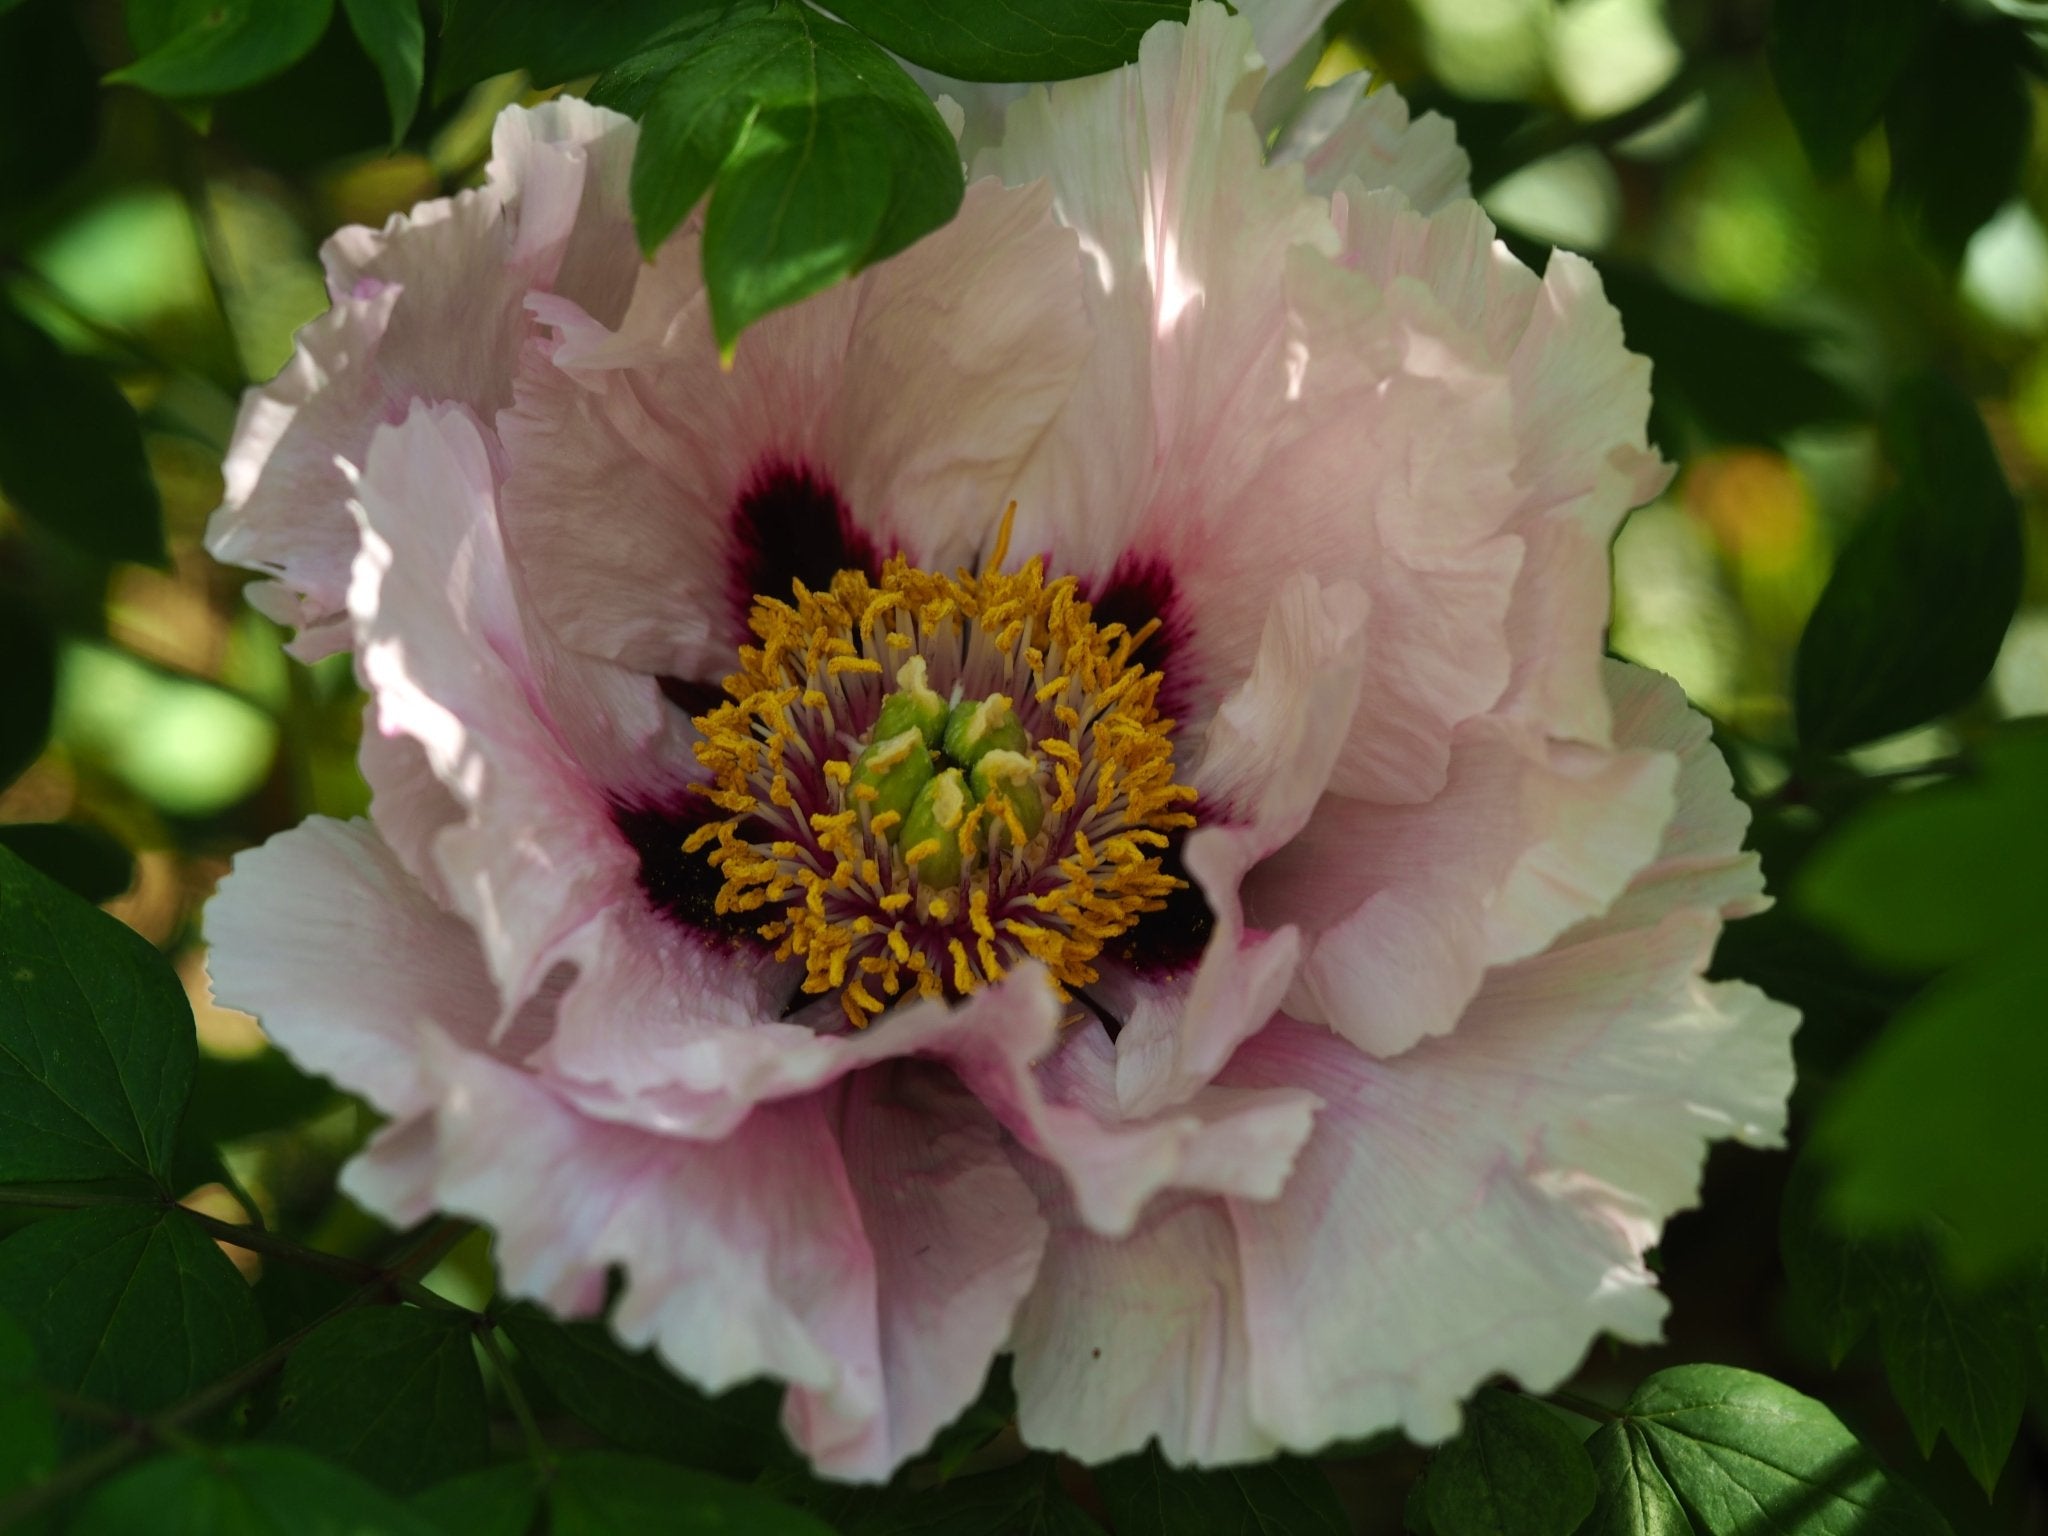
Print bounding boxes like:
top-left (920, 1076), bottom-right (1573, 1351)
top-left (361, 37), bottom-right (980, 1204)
top-left (873, 655), bottom-right (949, 749)
top-left (900, 768), bottom-right (968, 887)
top-left (970, 749), bottom-right (1045, 850)
top-left (942, 693), bottom-right (1028, 770)
top-left (850, 728), bottom-right (932, 836)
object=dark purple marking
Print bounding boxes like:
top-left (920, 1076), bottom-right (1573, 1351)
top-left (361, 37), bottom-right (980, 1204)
top-left (1089, 558), bottom-right (1189, 715)
top-left (611, 798), bottom-right (770, 948)
top-left (1104, 831), bottom-right (1213, 981)
top-left (657, 675), bottom-right (727, 717)
top-left (729, 458), bottom-right (878, 623)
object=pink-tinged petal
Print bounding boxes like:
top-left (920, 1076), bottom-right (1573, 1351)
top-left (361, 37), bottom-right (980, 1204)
top-left (1563, 661), bottom-right (1769, 942)
top-left (1116, 573), bottom-right (1366, 1114)
top-left (975, 5), bottom-right (1338, 590)
top-left (346, 402), bottom-right (697, 1019)
top-left (1011, 1186), bottom-right (1278, 1466)
top-left (1223, 919), bottom-right (1795, 1449)
top-left (1245, 717), bottom-right (1678, 1058)
top-left (205, 816), bottom-right (494, 1117)
top-left (496, 177), bottom-right (1092, 677)
top-left (809, 1063), bottom-right (1047, 1477)
top-left (207, 100), bottom-right (638, 656)
top-left (1239, 0), bottom-right (1346, 76)
top-left (1273, 78), bottom-right (1471, 214)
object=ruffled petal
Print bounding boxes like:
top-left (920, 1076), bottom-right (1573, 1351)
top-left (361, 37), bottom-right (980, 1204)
top-left (496, 176), bottom-right (1092, 679)
top-left (206, 100), bottom-right (638, 657)
top-left (205, 816), bottom-right (495, 1116)
top-left (1273, 78), bottom-right (1471, 214)
top-left (1245, 716), bottom-right (1678, 1058)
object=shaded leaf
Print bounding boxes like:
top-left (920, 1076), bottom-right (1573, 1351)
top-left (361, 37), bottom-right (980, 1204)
top-left (0, 845), bottom-right (195, 1185)
top-left (1886, 15), bottom-right (2032, 264)
top-left (1817, 944), bottom-right (2048, 1284)
top-left (790, 1457), bottom-right (1105, 1536)
top-left (0, 611), bottom-right (57, 791)
top-left (547, 1451), bottom-right (834, 1536)
top-left (71, 1444), bottom-right (443, 1536)
top-left (110, 0), bottom-right (335, 99)
top-left (410, 1462), bottom-right (543, 1536)
top-left (628, 0), bottom-right (962, 349)
top-left (587, 4), bottom-right (772, 118)
top-left (1582, 1365), bottom-right (1948, 1536)
top-left (1767, 0), bottom-right (1936, 177)
top-left (826, 0), bottom-right (1184, 81)
top-left (498, 1310), bottom-right (783, 1477)
top-left (0, 1307), bottom-right (56, 1497)
top-left (0, 305), bottom-right (163, 567)
top-left (183, 1049), bottom-right (339, 1147)
top-left (1093, 1449), bottom-right (1348, 1536)
top-left (339, 0), bottom-right (422, 141)
top-left (0, 1206), bottom-right (263, 1437)
top-left (269, 1306), bottom-right (490, 1494)
top-left (434, 0), bottom-right (690, 97)
top-left (0, 823), bottom-right (134, 905)
top-left (1426, 1389), bottom-right (1597, 1536)
top-left (1798, 730), bottom-right (2048, 973)
top-left (1794, 376), bottom-right (2022, 753)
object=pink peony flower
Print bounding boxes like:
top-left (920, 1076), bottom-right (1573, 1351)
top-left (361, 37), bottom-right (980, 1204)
top-left (204, 3), bottom-right (1798, 1480)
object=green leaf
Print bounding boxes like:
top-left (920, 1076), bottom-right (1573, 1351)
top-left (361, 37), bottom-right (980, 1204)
top-left (1092, 1449), bottom-right (1348, 1536)
top-left (1582, 1365), bottom-right (1948, 1536)
top-left (71, 1445), bottom-right (445, 1536)
top-left (1766, 0), bottom-right (1936, 177)
top-left (268, 1307), bottom-right (490, 1494)
top-left (923, 1357), bottom-right (1017, 1479)
top-left (1816, 945), bottom-right (2048, 1284)
top-left (183, 1050), bottom-right (340, 1147)
top-left (498, 1310), bottom-right (784, 1477)
top-left (410, 1463), bottom-right (544, 1536)
top-left (1798, 730), bottom-right (2048, 973)
top-left (1425, 1389), bottom-right (1597, 1536)
top-left (628, 0), bottom-right (964, 350)
top-left (0, 305), bottom-right (163, 568)
top-left (0, 824), bottom-right (134, 905)
top-left (0, 845), bottom-right (195, 1185)
top-left (0, 1307), bottom-right (57, 1498)
top-left (547, 1451), bottom-right (835, 1536)
top-left (1793, 375), bottom-right (2023, 754)
top-left (434, 0), bottom-right (689, 97)
top-left (588, 4), bottom-right (772, 118)
top-left (338, 0), bottom-right (422, 141)
top-left (109, 0), bottom-right (335, 100)
top-left (0, 1206), bottom-right (263, 1432)
top-left (0, 611), bottom-right (57, 790)
top-left (789, 1457), bottom-right (1106, 1536)
top-left (823, 0), bottom-right (1185, 81)
top-left (1781, 1153), bottom-right (2030, 1493)
top-left (1885, 14), bottom-right (2033, 265)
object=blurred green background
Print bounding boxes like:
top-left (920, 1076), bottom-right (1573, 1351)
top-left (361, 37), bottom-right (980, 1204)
top-left (2, 0), bottom-right (2045, 1529)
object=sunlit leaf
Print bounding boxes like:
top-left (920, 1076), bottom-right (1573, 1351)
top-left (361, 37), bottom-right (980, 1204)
top-left (268, 1307), bottom-right (490, 1494)
top-left (1582, 1366), bottom-right (1949, 1536)
top-left (826, 0), bottom-right (1185, 81)
top-left (1794, 375), bottom-right (2022, 754)
top-left (110, 0), bottom-right (335, 100)
top-left (628, 0), bottom-right (962, 350)
top-left (0, 846), bottom-right (195, 1186)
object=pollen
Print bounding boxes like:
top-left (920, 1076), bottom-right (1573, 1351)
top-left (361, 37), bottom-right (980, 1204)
top-left (688, 510), bottom-right (1195, 1028)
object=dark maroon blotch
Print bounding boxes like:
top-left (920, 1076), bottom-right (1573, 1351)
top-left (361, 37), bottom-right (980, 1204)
top-left (657, 675), bottom-right (727, 717)
top-left (1089, 558), bottom-right (1188, 714)
top-left (729, 458), bottom-right (878, 622)
top-left (1104, 831), bottom-right (1213, 981)
top-left (611, 798), bottom-right (770, 948)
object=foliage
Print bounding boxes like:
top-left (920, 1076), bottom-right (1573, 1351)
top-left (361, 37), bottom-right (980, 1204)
top-left (0, 0), bottom-right (2045, 1531)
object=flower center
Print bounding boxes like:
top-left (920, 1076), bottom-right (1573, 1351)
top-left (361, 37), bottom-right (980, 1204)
top-left (687, 514), bottom-right (1196, 1027)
